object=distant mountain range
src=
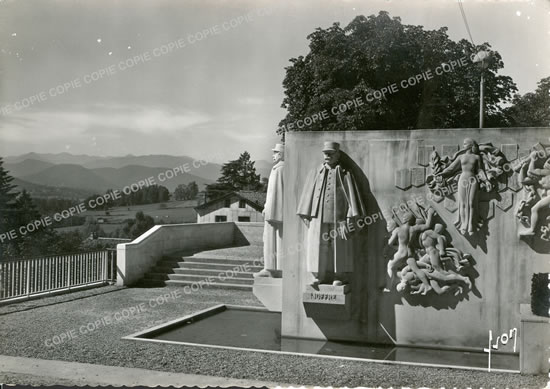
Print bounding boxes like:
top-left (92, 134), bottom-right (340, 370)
top-left (11, 177), bottom-right (97, 199)
top-left (3, 153), bottom-right (272, 199)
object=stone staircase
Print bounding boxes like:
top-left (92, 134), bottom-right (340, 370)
top-left (138, 244), bottom-right (264, 290)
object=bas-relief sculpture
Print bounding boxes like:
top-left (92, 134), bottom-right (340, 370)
top-left (283, 131), bottom-right (548, 357)
top-left (297, 141), bottom-right (366, 288)
top-left (292, 140), bottom-right (475, 299)
top-left (386, 204), bottom-right (472, 295)
top-left (427, 138), bottom-right (507, 236)
top-left (386, 207), bottom-right (437, 293)
top-left (515, 142), bottom-right (550, 240)
top-left (291, 136), bottom-right (544, 303)
top-left (255, 143), bottom-right (285, 278)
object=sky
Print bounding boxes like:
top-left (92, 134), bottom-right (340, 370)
top-left (0, 0), bottom-right (549, 163)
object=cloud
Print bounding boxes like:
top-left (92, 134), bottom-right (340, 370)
top-left (237, 97), bottom-right (265, 105)
top-left (0, 105), bottom-right (212, 143)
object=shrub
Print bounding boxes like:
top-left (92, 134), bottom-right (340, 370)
top-left (531, 273), bottom-right (550, 317)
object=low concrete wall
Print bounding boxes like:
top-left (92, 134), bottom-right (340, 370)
top-left (116, 222), bottom-right (237, 286)
top-left (234, 222), bottom-right (264, 246)
top-left (520, 304), bottom-right (550, 374)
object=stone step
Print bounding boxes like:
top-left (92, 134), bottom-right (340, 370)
top-left (143, 273), bottom-right (170, 280)
top-left (166, 273), bottom-right (254, 285)
top-left (153, 258), bottom-right (263, 271)
top-left (136, 279), bottom-right (166, 287)
top-left (164, 280), bottom-right (252, 291)
top-left (172, 268), bottom-right (255, 278)
top-left (156, 260), bottom-right (182, 268)
top-left (174, 261), bottom-right (263, 271)
top-left (193, 245), bottom-right (263, 258)
top-left (150, 265), bottom-right (177, 274)
top-left (138, 243), bottom-right (265, 290)
top-left (180, 257), bottom-right (262, 265)
top-left (167, 245), bottom-right (263, 259)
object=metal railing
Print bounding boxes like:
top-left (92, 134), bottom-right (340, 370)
top-left (0, 250), bottom-right (116, 302)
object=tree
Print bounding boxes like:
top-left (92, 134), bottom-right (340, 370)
top-left (504, 76), bottom-right (550, 127)
top-left (277, 12), bottom-right (517, 137)
top-left (186, 181), bottom-right (199, 200)
top-left (82, 217), bottom-right (105, 239)
top-left (1, 189), bottom-right (62, 258)
top-left (205, 152), bottom-right (261, 199)
top-left (121, 211), bottom-right (155, 240)
top-left (0, 158), bottom-right (18, 253)
top-left (51, 231), bottom-right (84, 254)
top-left (0, 160), bottom-right (25, 259)
top-left (11, 190), bottom-right (48, 257)
top-left (174, 181), bottom-right (199, 200)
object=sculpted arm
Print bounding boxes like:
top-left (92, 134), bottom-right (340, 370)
top-left (412, 207), bottom-right (435, 234)
top-left (439, 156), bottom-right (461, 178)
top-left (388, 228), bottom-right (399, 246)
top-left (436, 236), bottom-right (447, 256)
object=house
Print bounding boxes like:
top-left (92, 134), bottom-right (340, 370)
top-left (194, 191), bottom-right (266, 223)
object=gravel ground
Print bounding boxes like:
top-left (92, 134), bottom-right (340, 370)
top-left (0, 372), bottom-right (93, 386)
top-left (0, 286), bottom-right (547, 388)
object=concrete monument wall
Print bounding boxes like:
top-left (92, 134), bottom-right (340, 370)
top-left (281, 128), bottom-right (550, 349)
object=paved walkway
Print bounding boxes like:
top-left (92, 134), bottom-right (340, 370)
top-left (0, 355), bottom-right (282, 387)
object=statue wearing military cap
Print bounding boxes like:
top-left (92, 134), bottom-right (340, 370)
top-left (297, 141), bottom-right (366, 287)
top-left (255, 143), bottom-right (285, 277)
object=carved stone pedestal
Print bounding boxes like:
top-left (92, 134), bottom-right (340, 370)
top-left (302, 284), bottom-right (351, 320)
top-left (253, 276), bottom-right (282, 312)
top-left (520, 304), bottom-right (550, 374)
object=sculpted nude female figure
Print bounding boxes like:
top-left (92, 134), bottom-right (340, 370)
top-left (436, 138), bottom-right (490, 236)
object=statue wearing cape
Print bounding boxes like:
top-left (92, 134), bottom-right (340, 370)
top-left (297, 163), bottom-right (366, 276)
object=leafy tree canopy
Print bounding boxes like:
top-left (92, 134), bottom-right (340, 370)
top-left (278, 11), bottom-right (517, 136)
top-left (174, 181), bottom-right (199, 201)
top-left (205, 152), bottom-right (261, 200)
top-left (504, 76), bottom-right (550, 127)
top-left (122, 211), bottom-right (155, 240)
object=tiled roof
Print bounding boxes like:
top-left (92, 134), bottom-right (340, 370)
top-left (236, 191), bottom-right (266, 206)
top-left (194, 190), bottom-right (266, 211)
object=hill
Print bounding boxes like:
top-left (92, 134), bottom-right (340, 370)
top-left (11, 178), bottom-right (95, 199)
top-left (20, 164), bottom-right (116, 192)
top-left (90, 165), bottom-right (212, 192)
top-left (4, 159), bottom-right (54, 177)
top-left (5, 152), bottom-right (105, 165)
top-left (82, 154), bottom-right (222, 181)
top-left (5, 152), bottom-right (223, 182)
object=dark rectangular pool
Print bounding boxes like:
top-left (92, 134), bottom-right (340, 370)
top-left (125, 305), bottom-right (519, 373)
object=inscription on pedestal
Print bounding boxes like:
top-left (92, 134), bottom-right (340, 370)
top-left (303, 292), bottom-right (345, 305)
top-left (303, 285), bottom-right (351, 319)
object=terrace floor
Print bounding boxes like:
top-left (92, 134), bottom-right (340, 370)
top-left (0, 285), bottom-right (547, 388)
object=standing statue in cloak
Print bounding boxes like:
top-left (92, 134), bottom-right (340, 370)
top-left (255, 143), bottom-right (285, 277)
top-left (297, 142), bottom-right (366, 287)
